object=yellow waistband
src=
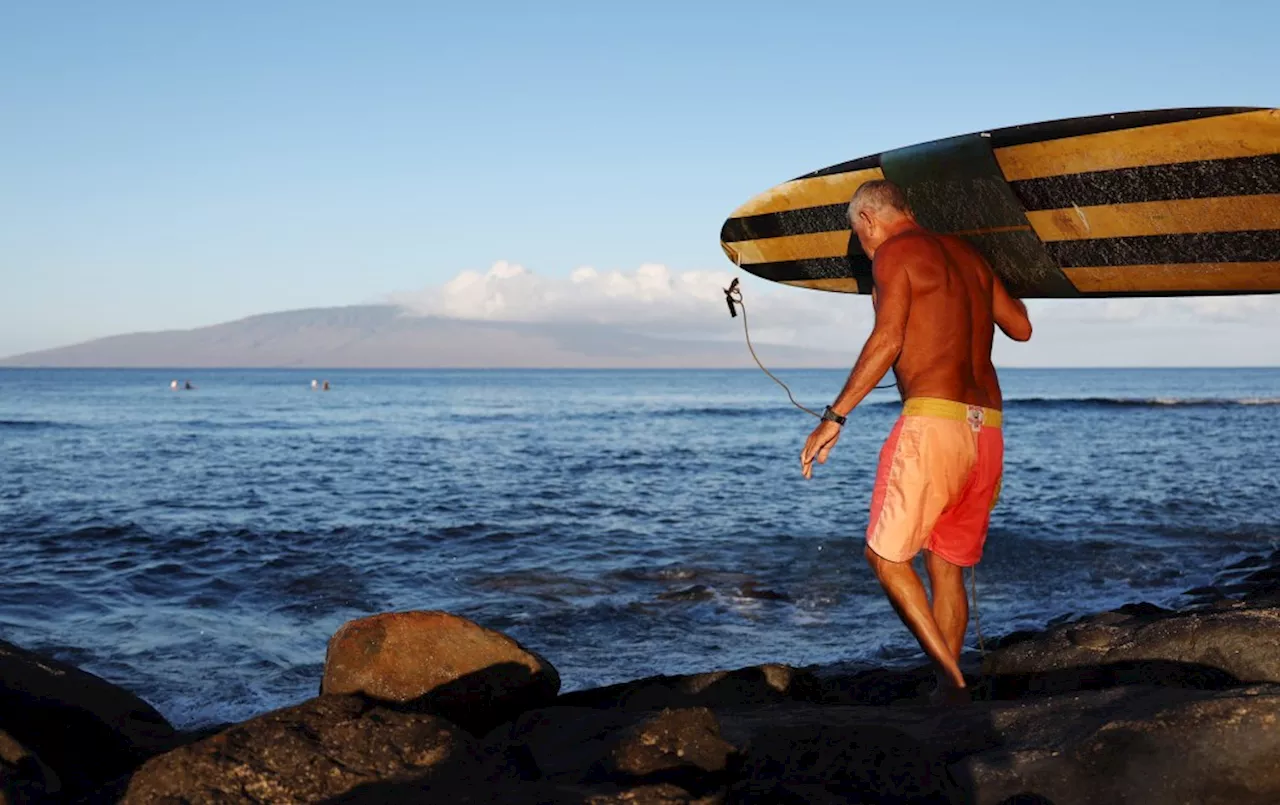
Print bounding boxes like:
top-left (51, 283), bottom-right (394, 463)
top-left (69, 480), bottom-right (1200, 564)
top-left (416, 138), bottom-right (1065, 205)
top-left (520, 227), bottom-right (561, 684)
top-left (902, 397), bottom-right (1003, 428)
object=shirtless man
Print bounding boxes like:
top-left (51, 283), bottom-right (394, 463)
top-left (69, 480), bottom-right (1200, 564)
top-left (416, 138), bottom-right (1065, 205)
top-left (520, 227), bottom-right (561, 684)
top-left (800, 180), bottom-right (1032, 702)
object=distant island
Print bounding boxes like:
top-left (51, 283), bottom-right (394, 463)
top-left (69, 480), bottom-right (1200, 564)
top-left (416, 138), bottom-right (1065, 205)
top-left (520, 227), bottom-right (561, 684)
top-left (0, 304), bottom-right (852, 369)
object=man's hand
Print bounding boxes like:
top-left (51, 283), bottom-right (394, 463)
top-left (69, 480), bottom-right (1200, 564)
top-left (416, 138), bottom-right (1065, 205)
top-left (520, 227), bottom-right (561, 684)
top-left (801, 420), bottom-right (842, 479)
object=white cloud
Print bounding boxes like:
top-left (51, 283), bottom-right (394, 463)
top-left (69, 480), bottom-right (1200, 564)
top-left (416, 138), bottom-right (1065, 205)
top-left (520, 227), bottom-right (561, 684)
top-left (1030, 295), bottom-right (1280, 325)
top-left (389, 262), bottom-right (1280, 366)
top-left (390, 261), bottom-right (875, 345)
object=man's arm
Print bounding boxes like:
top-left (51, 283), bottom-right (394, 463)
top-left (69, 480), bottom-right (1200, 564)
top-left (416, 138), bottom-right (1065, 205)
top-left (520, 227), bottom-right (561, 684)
top-left (828, 242), bottom-right (913, 417)
top-left (992, 272), bottom-right (1032, 342)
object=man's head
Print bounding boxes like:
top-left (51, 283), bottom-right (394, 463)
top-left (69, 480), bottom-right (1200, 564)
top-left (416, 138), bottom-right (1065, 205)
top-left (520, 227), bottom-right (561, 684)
top-left (848, 180), bottom-right (915, 257)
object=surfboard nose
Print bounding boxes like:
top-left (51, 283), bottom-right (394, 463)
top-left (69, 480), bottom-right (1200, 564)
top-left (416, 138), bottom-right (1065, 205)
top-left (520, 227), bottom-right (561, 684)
top-left (720, 240), bottom-right (741, 266)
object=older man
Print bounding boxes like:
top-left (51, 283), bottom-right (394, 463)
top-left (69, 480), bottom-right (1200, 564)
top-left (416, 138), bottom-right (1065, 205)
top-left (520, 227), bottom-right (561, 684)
top-left (800, 180), bottom-right (1032, 702)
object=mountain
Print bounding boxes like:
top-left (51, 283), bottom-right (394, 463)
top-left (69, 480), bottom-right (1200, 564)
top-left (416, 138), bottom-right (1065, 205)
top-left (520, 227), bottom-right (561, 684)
top-left (0, 305), bottom-right (852, 369)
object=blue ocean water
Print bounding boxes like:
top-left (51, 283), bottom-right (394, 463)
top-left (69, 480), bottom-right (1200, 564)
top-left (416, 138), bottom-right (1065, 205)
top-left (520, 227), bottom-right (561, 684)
top-left (2, 367), bottom-right (1279, 729)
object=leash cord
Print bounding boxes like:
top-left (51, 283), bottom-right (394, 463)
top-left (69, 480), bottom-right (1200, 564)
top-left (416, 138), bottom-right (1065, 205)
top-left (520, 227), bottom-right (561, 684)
top-left (726, 283), bottom-right (823, 419)
top-left (970, 565), bottom-right (985, 658)
top-left (723, 279), bottom-right (893, 419)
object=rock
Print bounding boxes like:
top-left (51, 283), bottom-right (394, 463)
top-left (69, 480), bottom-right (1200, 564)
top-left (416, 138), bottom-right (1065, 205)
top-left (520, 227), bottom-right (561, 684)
top-left (334, 779), bottom-right (719, 804)
top-left (491, 706), bottom-right (736, 796)
top-left (955, 684), bottom-right (1280, 805)
top-left (118, 694), bottom-right (489, 804)
top-left (1, 729), bottom-right (59, 804)
top-left (0, 638), bottom-right (174, 799)
top-left (809, 665), bottom-right (944, 707)
top-left (321, 611), bottom-right (560, 733)
top-left (983, 605), bottom-right (1280, 688)
top-left (556, 664), bottom-right (822, 712)
top-left (657, 586), bottom-right (714, 602)
top-left (569, 782), bottom-right (717, 804)
top-left (729, 720), bottom-right (960, 804)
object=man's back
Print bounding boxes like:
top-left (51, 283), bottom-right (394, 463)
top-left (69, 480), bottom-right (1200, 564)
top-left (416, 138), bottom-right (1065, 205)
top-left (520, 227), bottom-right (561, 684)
top-left (881, 231), bottom-right (1003, 410)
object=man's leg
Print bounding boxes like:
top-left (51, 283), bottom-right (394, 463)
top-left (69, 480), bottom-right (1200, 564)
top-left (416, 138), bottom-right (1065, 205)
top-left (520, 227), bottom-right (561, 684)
top-left (864, 545), bottom-right (966, 690)
top-left (924, 550), bottom-right (968, 661)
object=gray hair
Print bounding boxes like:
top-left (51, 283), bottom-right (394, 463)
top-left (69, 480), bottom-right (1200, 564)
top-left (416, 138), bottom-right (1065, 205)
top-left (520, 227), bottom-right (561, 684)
top-left (848, 179), bottom-right (911, 220)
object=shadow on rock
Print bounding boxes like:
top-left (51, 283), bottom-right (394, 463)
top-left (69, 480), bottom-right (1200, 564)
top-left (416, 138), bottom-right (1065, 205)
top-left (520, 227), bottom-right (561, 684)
top-left (728, 722), bottom-right (963, 804)
top-left (321, 611), bottom-right (561, 736)
top-left (0, 638), bottom-right (174, 801)
top-left (109, 694), bottom-right (489, 804)
top-left (556, 664), bottom-right (823, 713)
top-left (980, 658), bottom-right (1241, 700)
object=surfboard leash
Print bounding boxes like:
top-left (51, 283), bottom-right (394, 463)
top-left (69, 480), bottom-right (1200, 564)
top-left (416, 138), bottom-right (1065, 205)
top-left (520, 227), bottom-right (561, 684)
top-left (723, 278), bottom-right (823, 419)
top-left (723, 278), bottom-right (894, 419)
top-left (971, 565), bottom-right (985, 658)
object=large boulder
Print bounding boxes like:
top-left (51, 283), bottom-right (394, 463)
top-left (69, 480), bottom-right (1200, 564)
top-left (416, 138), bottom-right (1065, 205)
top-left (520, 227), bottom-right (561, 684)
top-left (118, 694), bottom-right (489, 804)
top-left (955, 684), bottom-right (1280, 805)
top-left (0, 638), bottom-right (174, 798)
top-left (983, 603), bottom-right (1280, 688)
top-left (322, 611), bottom-right (560, 733)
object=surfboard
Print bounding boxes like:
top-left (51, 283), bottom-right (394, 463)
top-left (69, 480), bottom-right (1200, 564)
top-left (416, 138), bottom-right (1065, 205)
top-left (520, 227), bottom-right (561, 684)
top-left (720, 107), bottom-right (1280, 298)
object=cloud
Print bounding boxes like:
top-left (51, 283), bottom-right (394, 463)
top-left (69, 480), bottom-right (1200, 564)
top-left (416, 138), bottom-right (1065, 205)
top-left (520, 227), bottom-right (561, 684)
top-left (1030, 295), bottom-right (1280, 325)
top-left (390, 261), bottom-right (875, 345)
top-left (389, 262), bottom-right (1280, 366)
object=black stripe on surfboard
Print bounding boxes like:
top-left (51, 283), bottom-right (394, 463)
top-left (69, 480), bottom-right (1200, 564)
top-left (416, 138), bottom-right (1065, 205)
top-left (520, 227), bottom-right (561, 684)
top-left (987, 107), bottom-right (1260, 150)
top-left (721, 203), bottom-right (848, 244)
top-left (795, 154), bottom-right (882, 181)
top-left (1046, 230), bottom-right (1280, 268)
top-left (739, 255), bottom-right (872, 283)
top-left (1011, 154), bottom-right (1280, 212)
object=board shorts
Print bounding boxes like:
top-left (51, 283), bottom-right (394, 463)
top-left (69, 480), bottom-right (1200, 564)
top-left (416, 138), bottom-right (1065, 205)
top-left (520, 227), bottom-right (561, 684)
top-left (865, 397), bottom-right (1004, 567)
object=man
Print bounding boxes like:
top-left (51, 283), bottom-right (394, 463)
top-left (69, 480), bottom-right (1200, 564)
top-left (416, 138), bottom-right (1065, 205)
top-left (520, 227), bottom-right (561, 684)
top-left (800, 180), bottom-right (1032, 703)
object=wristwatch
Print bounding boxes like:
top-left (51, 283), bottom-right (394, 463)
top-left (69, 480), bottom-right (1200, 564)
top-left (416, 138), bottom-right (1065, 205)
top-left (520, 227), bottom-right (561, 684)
top-left (822, 406), bottom-right (847, 426)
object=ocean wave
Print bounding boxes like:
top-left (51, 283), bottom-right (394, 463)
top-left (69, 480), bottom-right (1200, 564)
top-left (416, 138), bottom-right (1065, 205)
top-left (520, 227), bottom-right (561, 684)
top-left (654, 406), bottom-right (790, 418)
top-left (860, 396), bottom-right (1280, 410)
top-left (0, 419), bottom-right (70, 430)
top-left (1007, 397), bottom-right (1280, 409)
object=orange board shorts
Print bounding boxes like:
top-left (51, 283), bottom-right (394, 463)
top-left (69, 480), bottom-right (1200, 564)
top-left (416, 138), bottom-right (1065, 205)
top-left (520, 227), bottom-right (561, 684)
top-left (866, 397), bottom-right (1004, 567)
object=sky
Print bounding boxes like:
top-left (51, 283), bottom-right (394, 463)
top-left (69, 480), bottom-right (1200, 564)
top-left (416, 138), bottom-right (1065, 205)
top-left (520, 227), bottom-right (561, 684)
top-left (2, 0), bottom-right (1277, 364)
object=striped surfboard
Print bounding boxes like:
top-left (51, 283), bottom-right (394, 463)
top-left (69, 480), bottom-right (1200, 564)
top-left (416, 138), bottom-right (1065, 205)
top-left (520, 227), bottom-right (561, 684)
top-left (719, 107), bottom-right (1280, 297)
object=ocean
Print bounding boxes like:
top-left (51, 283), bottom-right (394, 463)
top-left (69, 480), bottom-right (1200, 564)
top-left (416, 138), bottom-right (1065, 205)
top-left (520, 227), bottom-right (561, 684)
top-left (2, 367), bottom-right (1278, 729)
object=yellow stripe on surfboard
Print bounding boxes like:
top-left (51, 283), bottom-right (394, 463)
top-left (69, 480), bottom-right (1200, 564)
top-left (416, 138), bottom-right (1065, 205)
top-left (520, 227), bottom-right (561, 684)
top-left (994, 109), bottom-right (1280, 181)
top-left (780, 278), bottom-right (863, 293)
top-left (1064, 262), bottom-right (1280, 293)
top-left (730, 231), bottom-right (849, 264)
top-left (729, 167), bottom-right (885, 217)
top-left (1027, 195), bottom-right (1280, 241)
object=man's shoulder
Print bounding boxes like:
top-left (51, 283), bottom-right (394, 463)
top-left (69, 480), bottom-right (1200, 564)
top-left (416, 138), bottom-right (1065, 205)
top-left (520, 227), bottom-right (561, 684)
top-left (875, 230), bottom-right (948, 271)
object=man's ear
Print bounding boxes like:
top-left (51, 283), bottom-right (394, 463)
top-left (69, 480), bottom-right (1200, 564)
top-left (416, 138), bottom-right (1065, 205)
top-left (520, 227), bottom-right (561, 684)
top-left (859, 209), bottom-right (876, 231)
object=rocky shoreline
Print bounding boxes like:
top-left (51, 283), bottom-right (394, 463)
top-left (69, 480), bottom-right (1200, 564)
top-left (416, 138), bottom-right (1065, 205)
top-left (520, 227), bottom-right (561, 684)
top-left (4, 549), bottom-right (1280, 805)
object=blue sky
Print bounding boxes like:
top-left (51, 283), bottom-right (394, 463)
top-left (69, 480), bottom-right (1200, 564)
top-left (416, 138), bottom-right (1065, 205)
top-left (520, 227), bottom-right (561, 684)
top-left (2, 1), bottom-right (1277, 362)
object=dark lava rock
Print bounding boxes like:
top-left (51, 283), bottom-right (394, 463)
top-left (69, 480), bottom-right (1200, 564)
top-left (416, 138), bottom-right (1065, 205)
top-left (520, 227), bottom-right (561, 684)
top-left (955, 684), bottom-right (1280, 805)
top-left (557, 664), bottom-right (822, 712)
top-left (983, 605), bottom-right (1280, 686)
top-left (0, 638), bottom-right (174, 799)
top-left (321, 610), bottom-right (560, 733)
top-left (117, 694), bottom-right (487, 804)
top-left (491, 706), bottom-right (737, 796)
top-left (657, 586), bottom-right (715, 603)
top-left (729, 720), bottom-right (960, 804)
